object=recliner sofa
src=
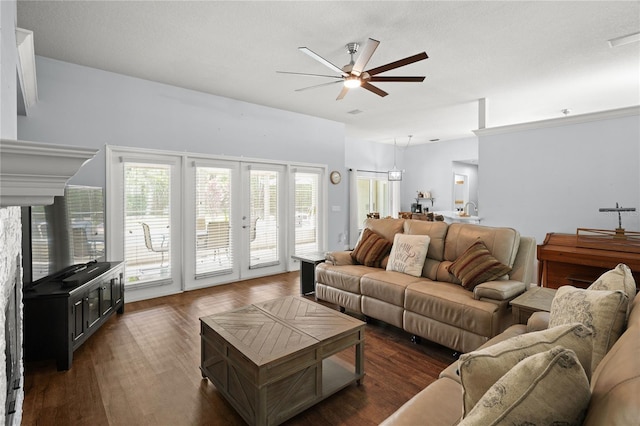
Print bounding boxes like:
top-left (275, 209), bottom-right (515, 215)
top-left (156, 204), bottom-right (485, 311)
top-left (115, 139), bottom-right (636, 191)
top-left (316, 218), bottom-right (536, 353)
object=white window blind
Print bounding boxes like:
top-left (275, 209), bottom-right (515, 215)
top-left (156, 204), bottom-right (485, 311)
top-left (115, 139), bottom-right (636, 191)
top-left (66, 185), bottom-right (105, 263)
top-left (123, 162), bottom-right (171, 284)
top-left (249, 169), bottom-right (279, 268)
top-left (195, 166), bottom-right (233, 277)
top-left (294, 172), bottom-right (319, 256)
top-left (29, 185), bottom-right (104, 281)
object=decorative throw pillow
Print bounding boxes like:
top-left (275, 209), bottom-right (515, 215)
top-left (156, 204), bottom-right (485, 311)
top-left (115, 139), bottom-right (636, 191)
top-left (458, 323), bottom-right (593, 416)
top-left (448, 240), bottom-right (512, 290)
top-left (588, 263), bottom-right (637, 320)
top-left (350, 228), bottom-right (392, 267)
top-left (386, 234), bottom-right (430, 277)
top-left (459, 346), bottom-right (591, 426)
top-left (549, 286), bottom-right (626, 372)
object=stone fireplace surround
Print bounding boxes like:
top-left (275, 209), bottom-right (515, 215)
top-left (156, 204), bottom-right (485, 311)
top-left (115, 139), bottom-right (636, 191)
top-left (0, 139), bottom-right (97, 424)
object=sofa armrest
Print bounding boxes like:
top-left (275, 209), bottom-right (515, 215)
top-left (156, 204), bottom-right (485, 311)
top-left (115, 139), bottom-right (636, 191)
top-left (526, 311), bottom-right (550, 332)
top-left (473, 280), bottom-right (526, 301)
top-left (325, 250), bottom-right (355, 266)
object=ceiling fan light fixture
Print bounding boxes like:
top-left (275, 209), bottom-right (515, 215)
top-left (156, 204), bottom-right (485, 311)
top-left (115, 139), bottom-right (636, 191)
top-left (344, 76), bottom-right (361, 88)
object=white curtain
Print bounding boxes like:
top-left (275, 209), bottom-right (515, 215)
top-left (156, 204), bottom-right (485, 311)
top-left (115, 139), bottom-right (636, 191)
top-left (348, 168), bottom-right (359, 249)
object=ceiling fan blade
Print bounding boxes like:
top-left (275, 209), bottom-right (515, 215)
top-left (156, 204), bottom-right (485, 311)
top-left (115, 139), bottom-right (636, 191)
top-left (299, 47), bottom-right (347, 76)
top-left (336, 86), bottom-right (350, 100)
top-left (368, 76), bottom-right (426, 82)
top-left (277, 71), bottom-right (343, 79)
top-left (295, 80), bottom-right (343, 92)
top-left (366, 52), bottom-right (428, 76)
top-left (352, 38), bottom-right (380, 76)
top-left (361, 82), bottom-right (388, 97)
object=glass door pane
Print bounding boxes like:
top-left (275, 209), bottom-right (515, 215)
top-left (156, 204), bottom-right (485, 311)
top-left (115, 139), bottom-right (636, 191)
top-left (249, 169), bottom-right (280, 269)
top-left (195, 166), bottom-right (233, 277)
top-left (294, 172), bottom-right (320, 256)
top-left (123, 162), bottom-right (171, 284)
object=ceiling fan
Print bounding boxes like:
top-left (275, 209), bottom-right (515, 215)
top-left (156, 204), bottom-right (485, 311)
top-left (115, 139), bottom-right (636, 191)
top-left (278, 38), bottom-right (428, 100)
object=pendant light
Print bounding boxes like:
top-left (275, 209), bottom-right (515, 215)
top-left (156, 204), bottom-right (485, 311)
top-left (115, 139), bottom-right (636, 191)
top-left (388, 135), bottom-right (411, 181)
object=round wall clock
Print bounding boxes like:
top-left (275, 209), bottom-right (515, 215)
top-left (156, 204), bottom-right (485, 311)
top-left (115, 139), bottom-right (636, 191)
top-left (330, 170), bottom-right (342, 185)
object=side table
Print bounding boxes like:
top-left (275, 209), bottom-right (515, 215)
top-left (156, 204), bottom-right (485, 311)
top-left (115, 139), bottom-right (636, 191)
top-left (291, 252), bottom-right (326, 295)
top-left (510, 286), bottom-right (557, 325)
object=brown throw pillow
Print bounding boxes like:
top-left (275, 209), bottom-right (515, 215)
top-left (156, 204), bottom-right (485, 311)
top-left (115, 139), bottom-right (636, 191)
top-left (448, 240), bottom-right (512, 290)
top-left (350, 228), bottom-right (392, 267)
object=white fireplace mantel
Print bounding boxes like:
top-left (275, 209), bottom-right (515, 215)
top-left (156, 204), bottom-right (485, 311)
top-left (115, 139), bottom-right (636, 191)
top-left (0, 139), bottom-right (98, 207)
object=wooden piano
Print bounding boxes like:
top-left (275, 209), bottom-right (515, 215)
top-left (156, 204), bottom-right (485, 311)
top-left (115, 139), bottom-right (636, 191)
top-left (537, 231), bottom-right (640, 290)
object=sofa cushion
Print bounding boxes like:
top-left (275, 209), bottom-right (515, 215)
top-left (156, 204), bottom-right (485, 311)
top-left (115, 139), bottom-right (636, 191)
top-left (588, 263), bottom-right (637, 320)
top-left (439, 324), bottom-right (527, 383)
top-left (459, 347), bottom-right (590, 426)
top-left (549, 286), bottom-right (627, 372)
top-left (363, 217), bottom-right (405, 242)
top-left (315, 262), bottom-right (372, 294)
top-left (584, 319), bottom-right (640, 425)
top-left (458, 323), bottom-right (594, 415)
top-left (444, 223), bottom-right (520, 269)
top-left (379, 377), bottom-right (463, 426)
top-left (386, 233), bottom-right (430, 277)
top-left (448, 240), bottom-right (512, 290)
top-left (361, 271), bottom-right (425, 305)
top-left (351, 228), bottom-right (393, 267)
top-left (403, 219), bottom-right (448, 261)
top-left (404, 281), bottom-right (500, 337)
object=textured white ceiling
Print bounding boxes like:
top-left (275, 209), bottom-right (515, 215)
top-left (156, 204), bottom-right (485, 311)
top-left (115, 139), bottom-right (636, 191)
top-left (16, 1), bottom-right (640, 144)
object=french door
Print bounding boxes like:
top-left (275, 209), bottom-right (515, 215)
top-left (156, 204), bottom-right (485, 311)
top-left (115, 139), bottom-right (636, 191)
top-left (184, 160), bottom-right (286, 289)
top-left (107, 151), bottom-right (183, 301)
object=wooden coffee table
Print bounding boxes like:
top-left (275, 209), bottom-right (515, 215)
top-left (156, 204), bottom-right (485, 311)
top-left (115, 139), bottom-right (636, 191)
top-left (200, 296), bottom-right (365, 426)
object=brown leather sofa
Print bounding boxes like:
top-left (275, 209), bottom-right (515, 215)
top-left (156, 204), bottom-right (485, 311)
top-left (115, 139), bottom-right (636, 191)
top-left (316, 218), bottom-right (536, 353)
top-left (381, 291), bottom-right (640, 425)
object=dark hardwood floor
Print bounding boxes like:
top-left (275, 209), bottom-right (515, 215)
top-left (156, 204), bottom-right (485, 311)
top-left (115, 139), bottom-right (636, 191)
top-left (23, 272), bottom-right (455, 425)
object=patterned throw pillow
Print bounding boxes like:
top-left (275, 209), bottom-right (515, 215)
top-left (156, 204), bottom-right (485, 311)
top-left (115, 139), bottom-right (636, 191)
top-left (386, 234), bottom-right (430, 277)
top-left (459, 347), bottom-right (591, 426)
top-left (458, 323), bottom-right (593, 416)
top-left (448, 240), bottom-right (512, 290)
top-left (588, 263), bottom-right (637, 320)
top-left (549, 286), bottom-right (626, 372)
top-left (350, 228), bottom-right (393, 267)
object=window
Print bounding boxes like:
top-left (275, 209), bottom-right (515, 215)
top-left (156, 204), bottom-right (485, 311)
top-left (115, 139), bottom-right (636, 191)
top-left (357, 173), bottom-right (390, 225)
top-left (123, 162), bottom-right (171, 284)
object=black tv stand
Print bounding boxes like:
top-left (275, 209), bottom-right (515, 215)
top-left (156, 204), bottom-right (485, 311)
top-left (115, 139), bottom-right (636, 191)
top-left (24, 261), bottom-right (124, 370)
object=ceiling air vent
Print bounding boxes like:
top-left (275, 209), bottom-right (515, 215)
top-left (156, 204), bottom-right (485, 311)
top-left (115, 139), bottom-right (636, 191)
top-left (347, 109), bottom-right (363, 115)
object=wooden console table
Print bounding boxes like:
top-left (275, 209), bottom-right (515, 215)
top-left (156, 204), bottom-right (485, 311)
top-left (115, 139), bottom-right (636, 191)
top-left (510, 287), bottom-right (556, 324)
top-left (291, 252), bottom-right (326, 295)
top-left (537, 233), bottom-right (640, 290)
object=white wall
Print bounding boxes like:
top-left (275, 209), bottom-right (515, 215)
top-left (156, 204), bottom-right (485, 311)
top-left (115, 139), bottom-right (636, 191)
top-left (478, 109), bottom-right (640, 253)
top-left (1, 0), bottom-right (18, 138)
top-left (0, 0), bottom-right (25, 423)
top-left (18, 56), bottom-right (350, 251)
top-left (401, 137), bottom-right (478, 212)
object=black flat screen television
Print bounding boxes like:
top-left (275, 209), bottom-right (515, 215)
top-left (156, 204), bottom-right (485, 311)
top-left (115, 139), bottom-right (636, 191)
top-left (22, 185), bottom-right (106, 286)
